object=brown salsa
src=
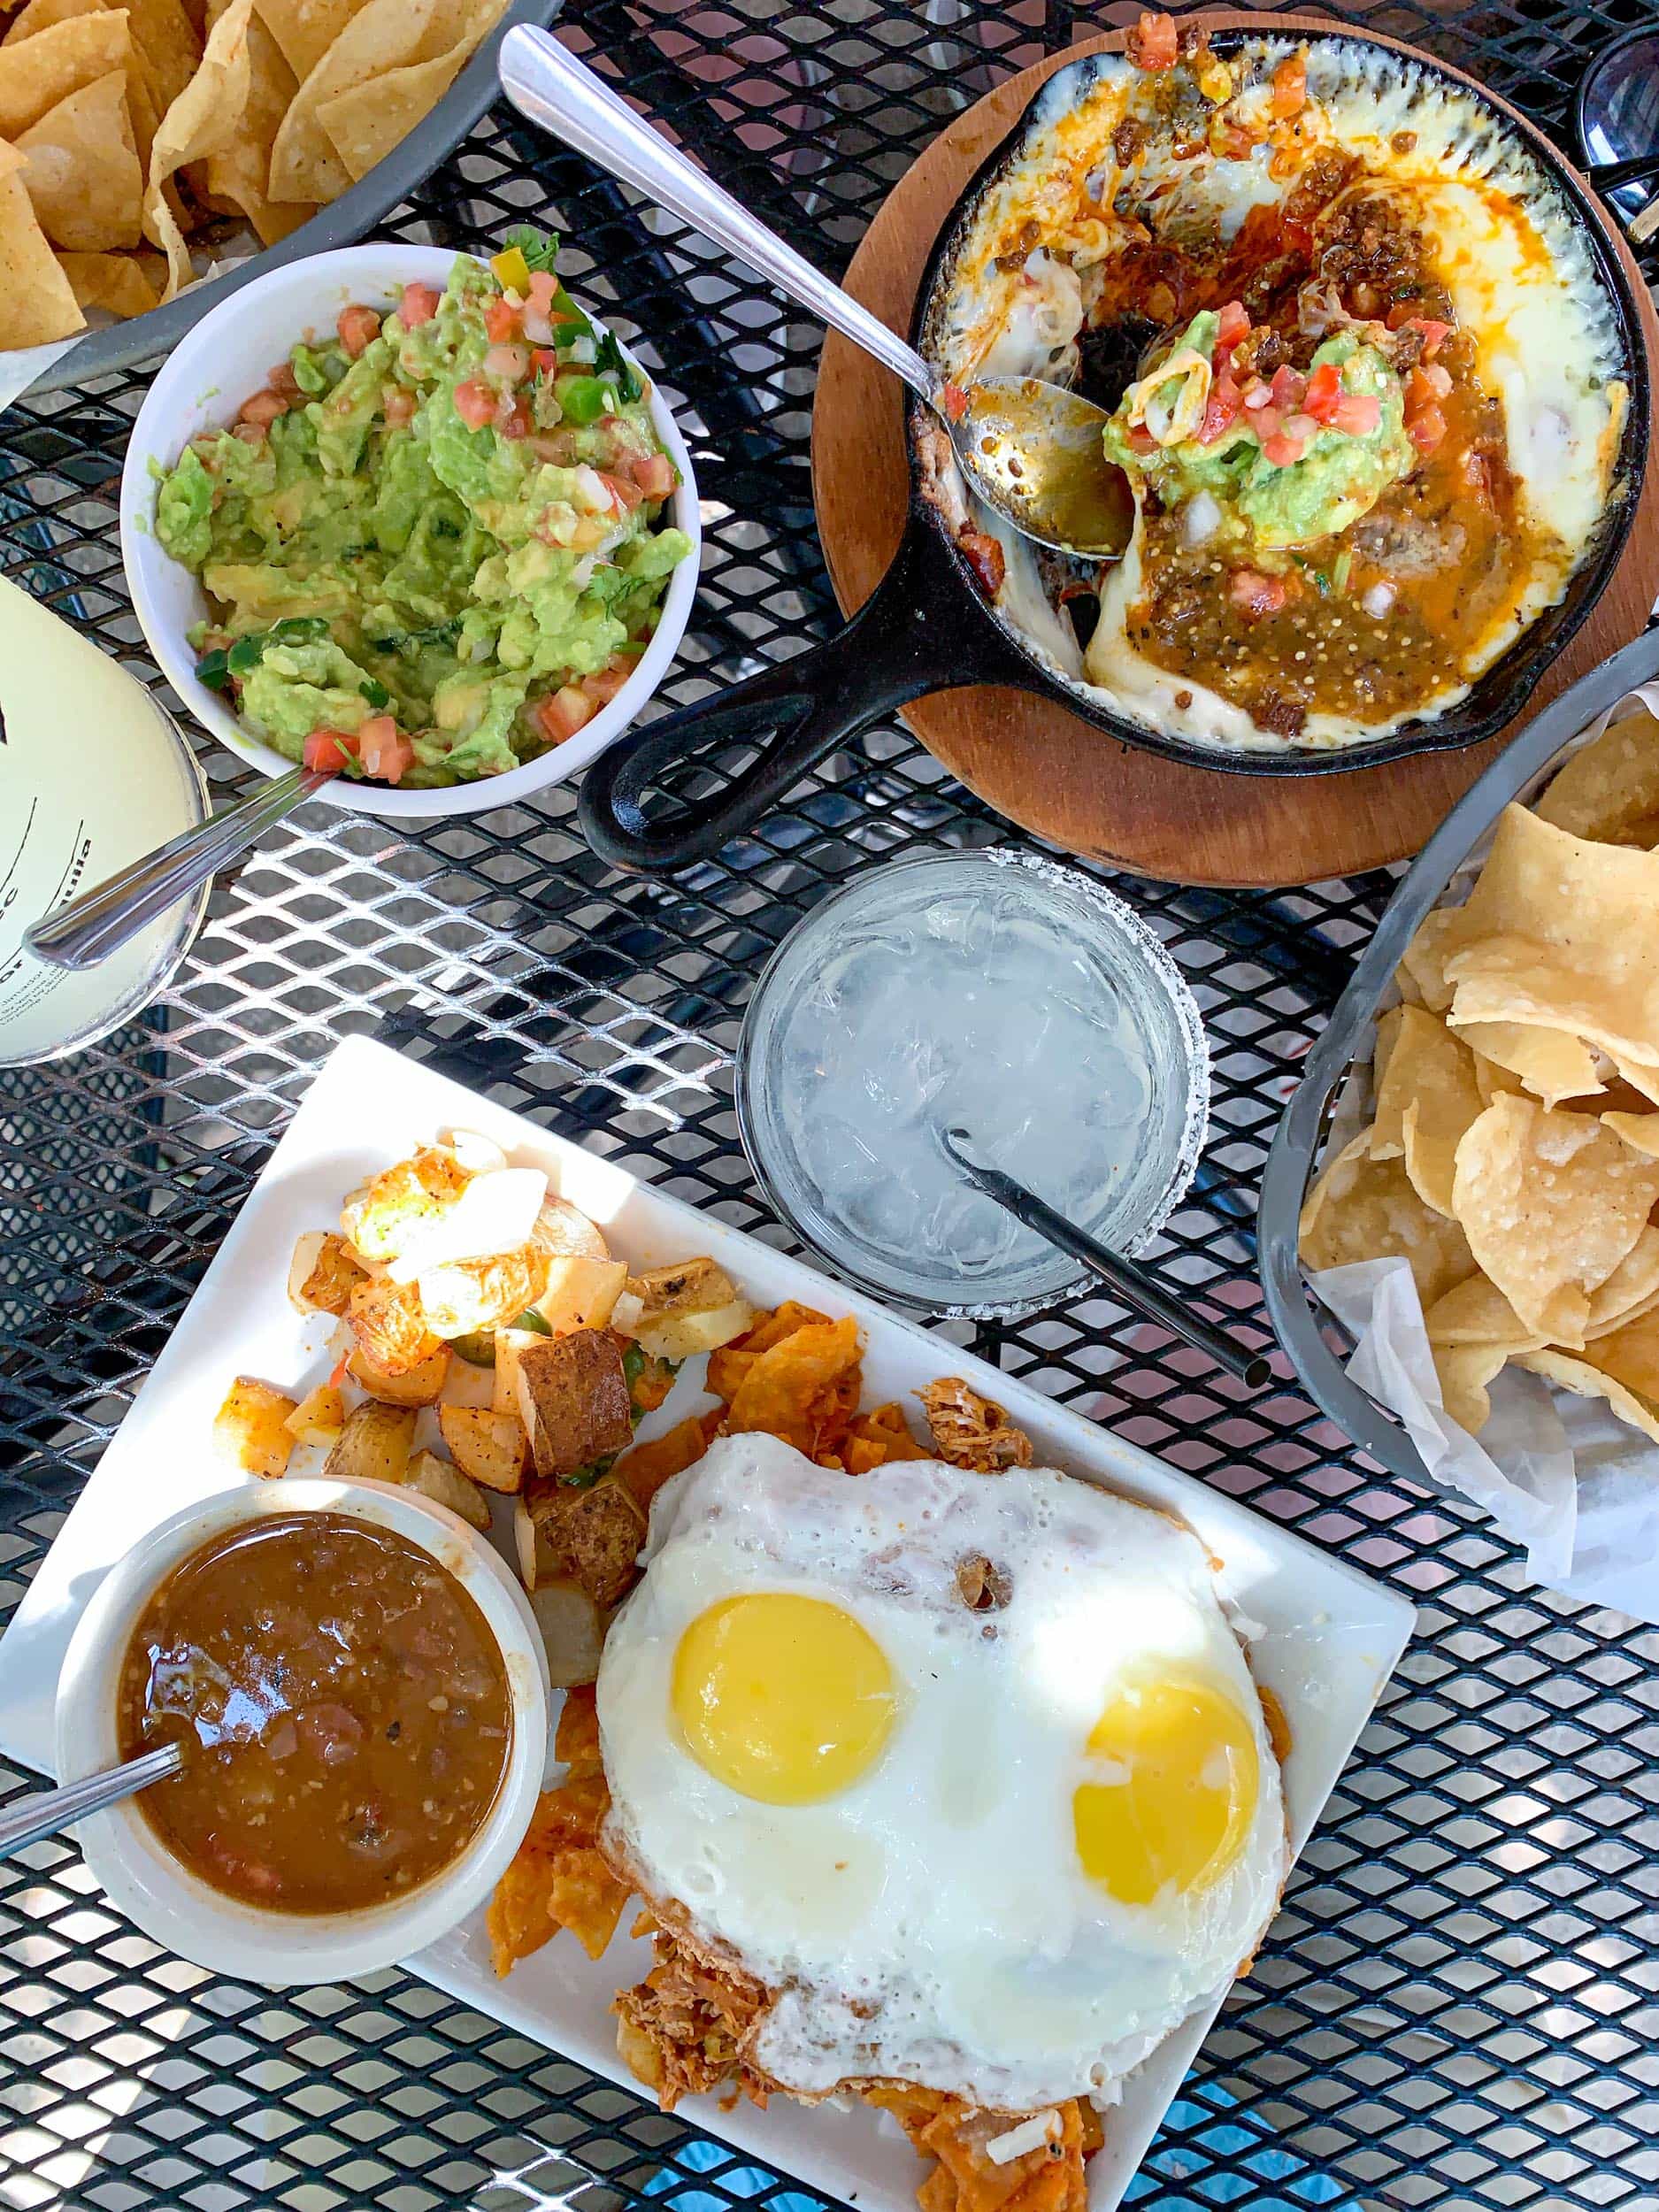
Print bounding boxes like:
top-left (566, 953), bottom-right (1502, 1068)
top-left (117, 1512), bottom-right (512, 1913)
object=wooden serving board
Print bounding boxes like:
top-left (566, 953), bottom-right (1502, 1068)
top-left (810, 12), bottom-right (1659, 887)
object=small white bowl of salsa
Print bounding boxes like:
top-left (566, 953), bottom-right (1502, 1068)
top-left (119, 242), bottom-right (702, 821)
top-left (54, 1477), bottom-right (550, 1984)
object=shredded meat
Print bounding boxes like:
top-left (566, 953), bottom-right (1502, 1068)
top-left (614, 1915), bottom-right (772, 2111)
top-left (919, 1379), bottom-right (1033, 1472)
top-left (1112, 117), bottom-right (1148, 166)
top-left (1346, 509), bottom-right (1468, 578)
top-left (1254, 692), bottom-right (1309, 739)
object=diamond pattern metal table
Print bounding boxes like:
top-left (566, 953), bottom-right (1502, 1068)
top-left (4, 5), bottom-right (1659, 2210)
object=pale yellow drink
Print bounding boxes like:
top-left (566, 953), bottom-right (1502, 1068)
top-left (0, 577), bottom-right (204, 1064)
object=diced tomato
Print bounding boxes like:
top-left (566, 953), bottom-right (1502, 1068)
top-left (484, 296), bottom-right (522, 342)
top-left (336, 303), bottom-right (382, 357)
top-left (383, 386), bottom-right (416, 426)
top-left (1270, 50), bottom-right (1306, 118)
top-left (1229, 568), bottom-right (1289, 618)
top-left (1407, 403), bottom-right (1447, 454)
top-left (398, 282), bottom-right (440, 328)
top-left (583, 657), bottom-right (635, 707)
top-left (1269, 364), bottom-right (1306, 411)
top-left (1398, 314), bottom-right (1452, 358)
top-left (1262, 428), bottom-right (1307, 466)
top-left (1416, 361), bottom-right (1453, 399)
top-left (537, 686), bottom-right (595, 744)
top-left (629, 451), bottom-right (676, 500)
top-left (599, 470), bottom-right (644, 513)
top-left (1214, 119), bottom-right (1256, 161)
top-left (1331, 391), bottom-right (1381, 435)
top-left (498, 397), bottom-right (533, 440)
top-left (303, 726), bottom-right (357, 773)
top-left (267, 361), bottom-right (301, 400)
top-left (1216, 300), bottom-right (1250, 352)
top-left (528, 428), bottom-right (581, 465)
top-left (231, 421), bottom-right (267, 446)
top-left (1127, 11), bottom-right (1178, 69)
top-left (454, 378), bottom-right (496, 431)
top-left (1126, 425), bottom-right (1157, 455)
top-left (1197, 372), bottom-right (1242, 445)
top-left (1241, 378), bottom-right (1272, 411)
top-left (238, 387), bottom-right (288, 428)
top-left (1302, 361), bottom-right (1342, 423)
top-left (356, 715), bottom-right (413, 785)
top-left (941, 381), bottom-right (970, 423)
top-left (531, 347), bottom-right (559, 380)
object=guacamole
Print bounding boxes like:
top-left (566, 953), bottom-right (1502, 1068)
top-left (155, 236), bottom-right (692, 788)
top-left (1103, 311), bottom-right (1414, 557)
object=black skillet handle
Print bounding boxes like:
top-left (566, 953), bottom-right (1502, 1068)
top-left (579, 521), bottom-right (1041, 873)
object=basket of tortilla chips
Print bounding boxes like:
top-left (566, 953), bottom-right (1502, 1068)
top-left (0, 0), bottom-right (552, 391)
top-left (1262, 624), bottom-right (1659, 1617)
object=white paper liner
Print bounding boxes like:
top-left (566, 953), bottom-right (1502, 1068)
top-left (1308, 678), bottom-right (1659, 1624)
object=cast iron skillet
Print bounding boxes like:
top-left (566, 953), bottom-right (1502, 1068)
top-left (581, 29), bottom-right (1651, 874)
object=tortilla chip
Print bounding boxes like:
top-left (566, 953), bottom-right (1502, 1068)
top-left (1471, 1048), bottom-right (1526, 1106)
top-left (1368, 1007), bottom-right (1485, 1217)
top-left (1368, 1006), bottom-right (1407, 1157)
top-left (257, 0), bottom-right (366, 82)
top-left (1516, 1347), bottom-right (1659, 1448)
top-left (1611, 1052), bottom-right (1659, 1107)
top-left (1536, 709), bottom-right (1659, 846)
top-left (1579, 1306), bottom-right (1659, 1404)
top-left (1433, 1341), bottom-right (1510, 1435)
top-left (1583, 1225), bottom-right (1659, 1340)
top-left (126, 0), bottom-right (197, 115)
top-left (199, 6), bottom-right (309, 243)
top-left (4, 0), bottom-right (104, 48)
top-left (57, 242), bottom-right (162, 311)
top-left (841, 1402), bottom-right (932, 1473)
top-left (1299, 1128), bottom-right (1474, 1312)
top-left (268, 0), bottom-right (440, 202)
top-left (142, 0), bottom-right (250, 298)
top-left (1423, 1271), bottom-right (1536, 1348)
top-left (17, 67), bottom-right (139, 247)
top-left (0, 152), bottom-right (83, 342)
top-left (1449, 1018), bottom-right (1603, 1111)
top-left (1449, 1093), bottom-right (1659, 1344)
top-left (544, 1847), bottom-right (629, 1961)
top-left (726, 1316), bottom-right (862, 1455)
top-left (0, 9), bottom-right (129, 136)
top-left (1397, 907), bottom-right (1461, 1014)
top-left (614, 1412), bottom-right (716, 1514)
top-left (314, 25), bottom-right (469, 180)
top-left (1602, 1110), bottom-right (1659, 1160)
top-left (741, 1302), bottom-right (833, 1355)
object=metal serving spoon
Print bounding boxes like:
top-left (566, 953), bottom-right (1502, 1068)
top-left (0, 1743), bottom-right (184, 1862)
top-left (497, 25), bottom-right (1134, 560)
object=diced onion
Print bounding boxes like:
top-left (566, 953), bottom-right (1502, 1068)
top-left (1362, 581), bottom-right (1396, 618)
top-left (986, 2115), bottom-right (1061, 2167)
top-left (1181, 489), bottom-right (1222, 547)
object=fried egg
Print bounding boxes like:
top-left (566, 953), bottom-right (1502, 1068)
top-left (597, 1434), bottom-right (1287, 2113)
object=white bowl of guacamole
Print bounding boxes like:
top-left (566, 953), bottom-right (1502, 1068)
top-left (120, 242), bottom-right (701, 818)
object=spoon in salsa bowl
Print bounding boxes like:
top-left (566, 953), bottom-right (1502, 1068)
top-left (0, 1742), bottom-right (184, 1861)
top-left (496, 26), bottom-right (1135, 561)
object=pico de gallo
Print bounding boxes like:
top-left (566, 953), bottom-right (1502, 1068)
top-left (155, 234), bottom-right (691, 787)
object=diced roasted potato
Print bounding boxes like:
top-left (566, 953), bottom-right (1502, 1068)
top-left (517, 1475), bottom-right (645, 1607)
top-left (341, 1146), bottom-right (472, 1265)
top-left (494, 1326), bottom-right (546, 1418)
top-left (284, 1383), bottom-right (346, 1441)
top-left (533, 1195), bottom-right (610, 1263)
top-left (214, 1378), bottom-right (298, 1479)
top-left (287, 1232), bottom-right (368, 1317)
top-left (438, 1406), bottom-right (529, 1494)
top-left (347, 1277), bottom-right (443, 1378)
top-left (536, 1256), bottom-right (629, 1335)
top-left (347, 1340), bottom-right (450, 1406)
top-left (403, 1447), bottom-right (492, 1532)
top-left (526, 1578), bottom-right (608, 1686)
top-left (418, 1246), bottom-right (551, 1340)
top-left (627, 1258), bottom-right (737, 1319)
top-left (322, 1399), bottom-right (417, 1485)
top-left (633, 1299), bottom-right (757, 1364)
top-left (515, 1329), bottom-right (634, 1480)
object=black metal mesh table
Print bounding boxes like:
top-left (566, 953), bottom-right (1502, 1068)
top-left (5, 4), bottom-right (1659, 2209)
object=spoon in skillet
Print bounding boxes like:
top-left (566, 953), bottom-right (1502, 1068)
top-left (497, 25), bottom-right (1135, 561)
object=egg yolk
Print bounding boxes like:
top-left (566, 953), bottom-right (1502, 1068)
top-left (1073, 1677), bottom-right (1259, 1905)
top-left (672, 1593), bottom-right (895, 1806)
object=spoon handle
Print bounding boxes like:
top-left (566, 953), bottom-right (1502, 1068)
top-left (0, 1744), bottom-right (184, 1860)
top-left (499, 26), bottom-right (937, 402)
top-left (25, 764), bottom-right (326, 972)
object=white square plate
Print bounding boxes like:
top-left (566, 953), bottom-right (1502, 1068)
top-left (0, 1036), bottom-right (1414, 2212)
